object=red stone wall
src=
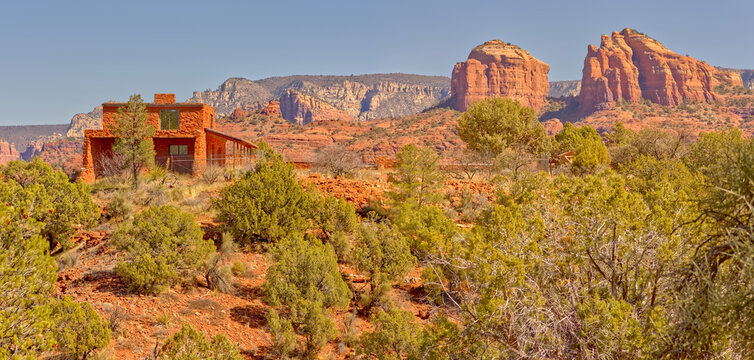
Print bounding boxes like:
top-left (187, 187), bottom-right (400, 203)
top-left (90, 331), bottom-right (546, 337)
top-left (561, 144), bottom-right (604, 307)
top-left (154, 93), bottom-right (176, 104)
top-left (82, 98), bottom-right (217, 181)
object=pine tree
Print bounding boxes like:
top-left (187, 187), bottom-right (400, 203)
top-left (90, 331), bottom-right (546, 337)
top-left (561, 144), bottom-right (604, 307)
top-left (111, 94), bottom-right (155, 189)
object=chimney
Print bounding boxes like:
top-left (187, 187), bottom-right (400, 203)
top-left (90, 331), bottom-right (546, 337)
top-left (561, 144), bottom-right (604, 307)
top-left (154, 93), bottom-right (176, 104)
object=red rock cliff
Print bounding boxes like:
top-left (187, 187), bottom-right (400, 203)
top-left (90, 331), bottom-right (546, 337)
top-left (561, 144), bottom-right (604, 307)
top-left (580, 28), bottom-right (743, 112)
top-left (451, 39), bottom-right (550, 112)
top-left (0, 141), bottom-right (20, 165)
top-left (279, 90), bottom-right (354, 125)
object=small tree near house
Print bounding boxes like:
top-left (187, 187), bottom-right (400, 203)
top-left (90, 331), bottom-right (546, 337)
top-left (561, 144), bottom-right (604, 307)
top-left (112, 94), bottom-right (155, 188)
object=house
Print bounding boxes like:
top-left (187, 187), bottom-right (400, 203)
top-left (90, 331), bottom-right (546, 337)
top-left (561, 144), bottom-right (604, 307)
top-left (80, 93), bottom-right (256, 182)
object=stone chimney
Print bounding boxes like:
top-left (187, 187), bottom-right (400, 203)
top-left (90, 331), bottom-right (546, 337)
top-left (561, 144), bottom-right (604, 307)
top-left (154, 93), bottom-right (176, 104)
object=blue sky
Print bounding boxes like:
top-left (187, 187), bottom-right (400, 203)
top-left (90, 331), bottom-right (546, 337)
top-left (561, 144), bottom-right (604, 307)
top-left (1, 0), bottom-right (751, 126)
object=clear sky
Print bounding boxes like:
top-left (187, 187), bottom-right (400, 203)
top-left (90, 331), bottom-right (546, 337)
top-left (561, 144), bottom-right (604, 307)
top-left (1, 0), bottom-right (751, 126)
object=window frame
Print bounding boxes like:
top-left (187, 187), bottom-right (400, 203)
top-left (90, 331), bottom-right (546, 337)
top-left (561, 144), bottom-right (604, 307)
top-left (169, 144), bottom-right (189, 156)
top-left (160, 109), bottom-right (180, 130)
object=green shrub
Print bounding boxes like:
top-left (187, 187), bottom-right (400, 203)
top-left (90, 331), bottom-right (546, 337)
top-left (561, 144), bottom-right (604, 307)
top-left (554, 123), bottom-right (609, 175)
top-left (357, 309), bottom-right (423, 360)
top-left (214, 143), bottom-right (314, 243)
top-left (352, 221), bottom-right (416, 309)
top-left (0, 204), bottom-right (57, 358)
top-left (390, 203), bottom-right (458, 260)
top-left (51, 297), bottom-right (110, 360)
top-left (264, 234), bottom-right (351, 355)
top-left (156, 324), bottom-right (243, 360)
top-left (114, 205), bottom-right (214, 294)
top-left (312, 195), bottom-right (358, 238)
top-left (388, 144), bottom-right (445, 206)
top-left (266, 309), bottom-right (296, 358)
top-left (230, 261), bottom-right (246, 276)
top-left (0, 158), bottom-right (99, 251)
top-left (103, 195), bottom-right (132, 221)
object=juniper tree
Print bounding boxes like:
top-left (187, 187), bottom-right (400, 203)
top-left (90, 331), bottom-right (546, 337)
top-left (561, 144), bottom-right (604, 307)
top-left (0, 158), bottom-right (98, 251)
top-left (388, 144), bottom-right (445, 206)
top-left (456, 98), bottom-right (548, 178)
top-left (0, 204), bottom-right (57, 359)
top-left (114, 205), bottom-right (214, 294)
top-left (51, 297), bottom-right (110, 360)
top-left (111, 94), bottom-right (155, 188)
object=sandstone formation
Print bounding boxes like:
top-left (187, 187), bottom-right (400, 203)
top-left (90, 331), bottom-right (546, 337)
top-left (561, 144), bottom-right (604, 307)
top-left (189, 78), bottom-right (272, 116)
top-left (450, 39), bottom-right (550, 112)
top-left (260, 101), bottom-right (281, 116)
top-left (279, 90), bottom-right (354, 125)
top-left (66, 105), bottom-right (103, 137)
top-left (580, 29), bottom-right (743, 112)
top-left (189, 74), bottom-right (450, 120)
top-left (0, 141), bottom-right (20, 164)
top-left (721, 68), bottom-right (754, 89)
top-left (228, 108), bottom-right (248, 121)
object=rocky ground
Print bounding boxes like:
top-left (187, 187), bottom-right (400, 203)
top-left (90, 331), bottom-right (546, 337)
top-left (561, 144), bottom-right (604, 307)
top-left (52, 172), bottom-right (497, 359)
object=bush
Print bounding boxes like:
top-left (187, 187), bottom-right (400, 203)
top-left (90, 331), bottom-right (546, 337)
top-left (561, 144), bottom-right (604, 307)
top-left (103, 195), bottom-right (132, 222)
top-left (156, 323), bottom-right (244, 360)
top-left (390, 203), bottom-right (458, 260)
top-left (388, 144), bottom-right (445, 206)
top-left (456, 98), bottom-right (548, 178)
top-left (554, 123), bottom-right (609, 175)
top-left (264, 234), bottom-right (351, 355)
top-left (51, 297), bottom-right (111, 360)
top-left (267, 309), bottom-right (297, 358)
top-left (230, 261), bottom-right (246, 276)
top-left (214, 144), bottom-right (314, 243)
top-left (357, 309), bottom-right (423, 360)
top-left (0, 204), bottom-right (57, 358)
top-left (0, 158), bottom-right (99, 251)
top-left (114, 205), bottom-right (214, 294)
top-left (312, 195), bottom-right (358, 238)
top-left (313, 144), bottom-right (363, 177)
top-left (352, 221), bottom-right (416, 309)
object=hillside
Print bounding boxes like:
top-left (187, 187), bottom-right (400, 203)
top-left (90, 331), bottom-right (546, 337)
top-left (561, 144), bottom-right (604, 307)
top-left (189, 73), bottom-right (451, 122)
top-left (0, 124), bottom-right (68, 150)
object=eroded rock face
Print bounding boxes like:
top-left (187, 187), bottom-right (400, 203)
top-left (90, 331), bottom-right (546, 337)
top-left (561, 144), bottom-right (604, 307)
top-left (66, 105), bottom-right (103, 137)
top-left (190, 74), bottom-right (450, 119)
top-left (228, 108), bottom-right (248, 121)
top-left (580, 28), bottom-right (743, 112)
top-left (279, 90), bottom-right (354, 125)
top-left (260, 101), bottom-right (281, 116)
top-left (0, 141), bottom-right (20, 164)
top-left (579, 32), bottom-right (642, 112)
top-left (451, 39), bottom-right (550, 112)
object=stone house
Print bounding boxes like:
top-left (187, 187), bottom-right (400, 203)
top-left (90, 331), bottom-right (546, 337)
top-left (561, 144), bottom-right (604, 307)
top-left (80, 93), bottom-right (255, 182)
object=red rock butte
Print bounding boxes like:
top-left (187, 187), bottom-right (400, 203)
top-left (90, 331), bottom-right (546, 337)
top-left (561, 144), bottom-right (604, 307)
top-left (451, 39), bottom-right (550, 112)
top-left (579, 28), bottom-right (743, 112)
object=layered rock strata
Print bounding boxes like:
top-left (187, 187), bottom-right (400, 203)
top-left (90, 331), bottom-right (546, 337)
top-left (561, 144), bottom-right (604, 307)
top-left (451, 39), bottom-right (550, 112)
top-left (580, 28), bottom-right (743, 112)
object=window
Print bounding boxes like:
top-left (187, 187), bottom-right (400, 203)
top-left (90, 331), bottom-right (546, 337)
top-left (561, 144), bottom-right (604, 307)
top-left (169, 145), bottom-right (188, 156)
top-left (160, 109), bottom-right (180, 130)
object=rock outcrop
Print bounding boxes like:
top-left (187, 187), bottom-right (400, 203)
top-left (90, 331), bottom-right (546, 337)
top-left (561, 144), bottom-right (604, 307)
top-left (580, 28), bottom-right (743, 112)
top-left (189, 78), bottom-right (273, 116)
top-left (0, 141), bottom-right (20, 164)
top-left (279, 90), bottom-right (354, 125)
top-left (189, 74), bottom-right (450, 120)
top-left (260, 101), bottom-right (282, 116)
top-left (451, 39), bottom-right (550, 112)
top-left (549, 81), bottom-right (581, 98)
top-left (541, 118), bottom-right (564, 136)
top-left (228, 108), bottom-right (248, 121)
top-left (66, 105), bottom-right (103, 137)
